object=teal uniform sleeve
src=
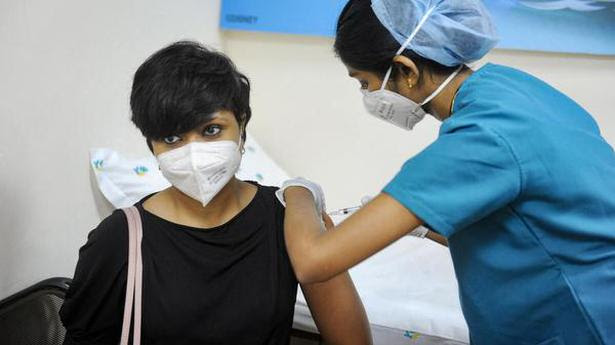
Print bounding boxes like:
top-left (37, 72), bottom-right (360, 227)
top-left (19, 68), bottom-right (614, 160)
top-left (383, 124), bottom-right (522, 237)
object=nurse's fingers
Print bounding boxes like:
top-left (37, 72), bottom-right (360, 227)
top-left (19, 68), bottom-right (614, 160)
top-left (426, 231), bottom-right (449, 247)
top-left (322, 212), bottom-right (335, 231)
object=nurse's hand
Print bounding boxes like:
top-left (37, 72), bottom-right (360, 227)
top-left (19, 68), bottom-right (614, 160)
top-left (426, 231), bottom-right (449, 247)
top-left (322, 212), bottom-right (335, 231)
top-left (276, 177), bottom-right (326, 213)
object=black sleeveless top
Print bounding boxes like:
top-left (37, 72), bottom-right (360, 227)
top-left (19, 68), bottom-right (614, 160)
top-left (60, 184), bottom-right (298, 345)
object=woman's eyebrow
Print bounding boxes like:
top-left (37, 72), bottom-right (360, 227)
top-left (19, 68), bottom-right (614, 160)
top-left (202, 115), bottom-right (230, 125)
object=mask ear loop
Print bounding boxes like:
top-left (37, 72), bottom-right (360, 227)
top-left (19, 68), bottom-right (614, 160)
top-left (239, 130), bottom-right (246, 155)
top-left (420, 64), bottom-right (464, 106)
top-left (380, 6), bottom-right (437, 91)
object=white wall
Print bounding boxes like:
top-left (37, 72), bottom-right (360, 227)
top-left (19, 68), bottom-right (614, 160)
top-left (0, 0), bottom-right (221, 297)
top-left (222, 30), bottom-right (615, 211)
top-left (2, 0), bottom-right (614, 299)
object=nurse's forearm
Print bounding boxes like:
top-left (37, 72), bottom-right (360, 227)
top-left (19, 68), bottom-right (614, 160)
top-left (284, 187), bottom-right (421, 283)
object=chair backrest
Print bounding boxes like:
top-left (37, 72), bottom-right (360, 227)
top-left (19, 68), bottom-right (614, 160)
top-left (0, 277), bottom-right (71, 345)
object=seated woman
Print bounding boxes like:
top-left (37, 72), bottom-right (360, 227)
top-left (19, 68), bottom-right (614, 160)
top-left (59, 41), bottom-right (372, 345)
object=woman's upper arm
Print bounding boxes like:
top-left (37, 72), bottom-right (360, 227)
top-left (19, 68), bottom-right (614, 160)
top-left (301, 273), bottom-right (372, 345)
top-left (60, 210), bottom-right (128, 345)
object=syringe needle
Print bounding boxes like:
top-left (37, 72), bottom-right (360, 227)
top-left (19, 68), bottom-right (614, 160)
top-left (328, 206), bottom-right (361, 216)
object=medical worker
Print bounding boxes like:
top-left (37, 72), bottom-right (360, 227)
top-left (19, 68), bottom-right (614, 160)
top-left (277, 0), bottom-right (615, 344)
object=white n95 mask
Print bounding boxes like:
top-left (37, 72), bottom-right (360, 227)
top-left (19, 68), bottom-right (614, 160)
top-left (362, 65), bottom-right (462, 130)
top-left (361, 6), bottom-right (463, 130)
top-left (157, 140), bottom-right (242, 207)
top-left (362, 87), bottom-right (427, 130)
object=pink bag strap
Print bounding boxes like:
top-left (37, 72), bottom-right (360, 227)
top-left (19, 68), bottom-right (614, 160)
top-left (120, 206), bottom-right (143, 345)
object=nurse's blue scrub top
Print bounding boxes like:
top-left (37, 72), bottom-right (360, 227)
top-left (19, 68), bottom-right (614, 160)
top-left (384, 64), bottom-right (615, 345)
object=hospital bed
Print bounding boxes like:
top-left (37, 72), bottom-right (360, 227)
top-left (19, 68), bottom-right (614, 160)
top-left (89, 134), bottom-right (469, 345)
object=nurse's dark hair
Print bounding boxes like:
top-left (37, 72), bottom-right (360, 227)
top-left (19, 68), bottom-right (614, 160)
top-left (130, 40), bottom-right (251, 150)
top-left (334, 0), bottom-right (457, 84)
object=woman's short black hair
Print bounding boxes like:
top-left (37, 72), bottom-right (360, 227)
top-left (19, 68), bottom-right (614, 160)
top-left (130, 41), bottom-right (251, 146)
top-left (334, 0), bottom-right (456, 82)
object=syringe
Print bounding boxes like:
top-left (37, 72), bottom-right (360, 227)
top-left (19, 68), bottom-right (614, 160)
top-left (328, 206), bottom-right (361, 216)
top-left (327, 196), bottom-right (372, 216)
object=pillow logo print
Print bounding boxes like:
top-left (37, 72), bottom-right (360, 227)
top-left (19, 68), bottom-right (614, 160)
top-left (93, 160), bottom-right (104, 171)
top-left (403, 330), bottom-right (421, 341)
top-left (133, 166), bottom-right (149, 176)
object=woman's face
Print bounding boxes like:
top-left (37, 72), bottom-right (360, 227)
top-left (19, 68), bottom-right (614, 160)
top-left (345, 56), bottom-right (424, 104)
top-left (150, 110), bottom-right (243, 156)
top-left (346, 65), bottom-right (387, 92)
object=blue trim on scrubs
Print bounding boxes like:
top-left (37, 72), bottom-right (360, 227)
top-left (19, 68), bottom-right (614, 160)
top-left (384, 64), bottom-right (615, 345)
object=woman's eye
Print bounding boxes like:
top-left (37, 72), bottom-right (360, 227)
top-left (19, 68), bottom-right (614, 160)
top-left (360, 81), bottom-right (369, 90)
top-left (203, 125), bottom-right (221, 136)
top-left (163, 136), bottom-right (181, 144)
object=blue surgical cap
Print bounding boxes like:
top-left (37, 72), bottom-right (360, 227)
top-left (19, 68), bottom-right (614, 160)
top-left (371, 0), bottom-right (499, 67)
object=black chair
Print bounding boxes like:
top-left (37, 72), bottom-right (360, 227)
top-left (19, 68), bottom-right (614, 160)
top-left (0, 277), bottom-right (71, 345)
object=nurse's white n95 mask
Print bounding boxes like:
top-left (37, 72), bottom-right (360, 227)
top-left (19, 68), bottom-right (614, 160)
top-left (361, 87), bottom-right (427, 130)
top-left (157, 140), bottom-right (242, 207)
top-left (362, 6), bottom-right (463, 130)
